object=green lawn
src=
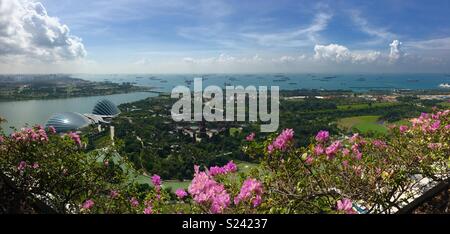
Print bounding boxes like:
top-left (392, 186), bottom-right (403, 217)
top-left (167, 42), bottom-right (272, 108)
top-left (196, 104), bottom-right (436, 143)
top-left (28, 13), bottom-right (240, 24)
top-left (234, 160), bottom-right (258, 174)
top-left (338, 115), bottom-right (387, 134)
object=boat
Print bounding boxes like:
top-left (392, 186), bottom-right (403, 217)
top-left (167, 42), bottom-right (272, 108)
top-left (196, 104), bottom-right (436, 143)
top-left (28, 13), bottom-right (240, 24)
top-left (407, 79), bottom-right (419, 83)
top-left (439, 83), bottom-right (450, 88)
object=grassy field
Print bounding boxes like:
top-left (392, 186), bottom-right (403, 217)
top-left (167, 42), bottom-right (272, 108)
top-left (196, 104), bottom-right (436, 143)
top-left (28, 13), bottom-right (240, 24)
top-left (338, 115), bottom-right (387, 134)
top-left (337, 102), bottom-right (397, 110)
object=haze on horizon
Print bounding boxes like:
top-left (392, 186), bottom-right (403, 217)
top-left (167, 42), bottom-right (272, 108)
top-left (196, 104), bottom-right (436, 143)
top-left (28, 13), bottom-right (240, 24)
top-left (0, 0), bottom-right (449, 74)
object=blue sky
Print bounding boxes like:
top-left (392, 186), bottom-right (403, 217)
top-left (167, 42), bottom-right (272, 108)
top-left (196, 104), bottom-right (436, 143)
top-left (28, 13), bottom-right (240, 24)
top-left (1, 0), bottom-right (449, 73)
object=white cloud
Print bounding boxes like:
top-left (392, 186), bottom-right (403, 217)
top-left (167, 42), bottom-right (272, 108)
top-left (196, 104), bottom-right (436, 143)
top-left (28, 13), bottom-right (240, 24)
top-left (133, 58), bottom-right (151, 65)
top-left (242, 11), bottom-right (332, 47)
top-left (314, 44), bottom-right (380, 63)
top-left (406, 37), bottom-right (450, 50)
top-left (0, 0), bottom-right (86, 62)
top-left (389, 40), bottom-right (403, 62)
top-left (349, 11), bottom-right (396, 45)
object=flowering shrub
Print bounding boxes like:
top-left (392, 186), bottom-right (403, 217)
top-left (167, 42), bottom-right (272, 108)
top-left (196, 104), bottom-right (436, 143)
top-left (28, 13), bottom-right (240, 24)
top-left (243, 109), bottom-right (449, 214)
top-left (0, 125), bottom-right (146, 213)
top-left (0, 109), bottom-right (448, 214)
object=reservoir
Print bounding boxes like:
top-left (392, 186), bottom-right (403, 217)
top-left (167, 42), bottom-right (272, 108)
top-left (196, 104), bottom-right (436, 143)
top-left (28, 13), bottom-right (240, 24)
top-left (0, 92), bottom-right (157, 134)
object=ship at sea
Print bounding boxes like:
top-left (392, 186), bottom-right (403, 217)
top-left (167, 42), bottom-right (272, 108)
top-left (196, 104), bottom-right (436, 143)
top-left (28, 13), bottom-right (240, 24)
top-left (439, 83), bottom-right (450, 88)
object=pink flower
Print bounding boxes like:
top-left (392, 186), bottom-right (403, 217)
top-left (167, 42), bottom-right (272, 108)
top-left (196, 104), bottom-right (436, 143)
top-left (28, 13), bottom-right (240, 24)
top-left (314, 144), bottom-right (324, 155)
top-left (428, 143), bottom-right (442, 150)
top-left (355, 151), bottom-right (362, 160)
top-left (429, 120), bottom-right (440, 132)
top-left (399, 125), bottom-right (408, 133)
top-left (269, 128), bottom-right (294, 153)
top-left (151, 174), bottom-right (162, 187)
top-left (47, 126), bottom-right (57, 134)
top-left (342, 160), bottom-right (349, 168)
top-left (175, 188), bottom-right (188, 199)
top-left (208, 166), bottom-right (224, 176)
top-left (445, 124), bottom-right (450, 130)
top-left (32, 162), bottom-right (39, 169)
top-left (17, 161), bottom-right (27, 171)
top-left (0, 135), bottom-right (4, 143)
top-left (350, 133), bottom-right (359, 143)
top-left (342, 148), bottom-right (350, 156)
top-left (325, 141), bottom-right (341, 159)
top-left (110, 190), bottom-right (119, 199)
top-left (315, 130), bottom-right (329, 142)
top-left (224, 161), bottom-right (237, 173)
top-left (373, 140), bottom-right (387, 149)
top-left (246, 132), bottom-right (255, 141)
top-left (130, 197), bottom-right (139, 207)
top-left (143, 206), bottom-right (153, 214)
top-left (82, 199), bottom-right (94, 210)
top-left (188, 165), bottom-right (230, 214)
top-left (267, 144), bottom-right (274, 154)
top-left (336, 198), bottom-right (356, 214)
top-left (209, 161), bottom-right (238, 176)
top-left (234, 178), bottom-right (264, 208)
top-left (305, 156), bottom-right (314, 165)
top-left (67, 132), bottom-right (81, 146)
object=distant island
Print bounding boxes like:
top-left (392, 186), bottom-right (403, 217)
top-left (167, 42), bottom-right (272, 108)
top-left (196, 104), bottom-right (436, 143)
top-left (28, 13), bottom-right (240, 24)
top-left (0, 74), bottom-right (153, 101)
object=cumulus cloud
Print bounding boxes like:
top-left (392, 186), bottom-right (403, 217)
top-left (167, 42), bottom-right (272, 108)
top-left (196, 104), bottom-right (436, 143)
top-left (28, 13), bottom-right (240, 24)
top-left (389, 40), bottom-right (403, 62)
top-left (314, 44), bottom-right (380, 63)
top-left (0, 0), bottom-right (86, 62)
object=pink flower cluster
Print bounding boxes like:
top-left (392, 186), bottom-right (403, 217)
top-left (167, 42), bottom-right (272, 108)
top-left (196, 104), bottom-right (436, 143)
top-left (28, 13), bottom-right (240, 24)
top-left (188, 165), bottom-right (230, 214)
top-left (110, 190), bottom-right (119, 199)
top-left (130, 197), bottom-right (139, 207)
top-left (325, 140), bottom-right (342, 159)
top-left (410, 110), bottom-right (449, 133)
top-left (17, 161), bottom-right (39, 172)
top-left (372, 139), bottom-right (387, 149)
top-left (11, 126), bottom-right (48, 143)
top-left (67, 132), bottom-right (82, 147)
top-left (175, 188), bottom-right (188, 199)
top-left (151, 174), bottom-right (162, 194)
top-left (82, 199), bottom-right (95, 210)
top-left (399, 125), bottom-right (409, 133)
top-left (246, 132), bottom-right (255, 141)
top-left (151, 174), bottom-right (162, 187)
top-left (336, 198), bottom-right (356, 214)
top-left (234, 178), bottom-right (264, 208)
top-left (47, 126), bottom-right (57, 134)
top-left (0, 135), bottom-right (4, 144)
top-left (315, 130), bottom-right (329, 142)
top-left (208, 161), bottom-right (237, 176)
top-left (143, 206), bottom-right (153, 214)
top-left (268, 128), bottom-right (294, 153)
top-left (312, 131), bottom-right (366, 162)
top-left (428, 143), bottom-right (442, 150)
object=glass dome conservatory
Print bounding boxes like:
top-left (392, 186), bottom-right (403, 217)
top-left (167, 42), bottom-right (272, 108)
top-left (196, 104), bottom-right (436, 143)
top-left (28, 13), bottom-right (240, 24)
top-left (92, 99), bottom-right (120, 116)
top-left (45, 112), bottom-right (92, 133)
